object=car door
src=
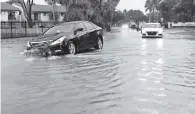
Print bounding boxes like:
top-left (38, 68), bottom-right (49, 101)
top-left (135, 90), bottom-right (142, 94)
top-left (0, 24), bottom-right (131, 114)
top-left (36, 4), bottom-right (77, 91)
top-left (89, 22), bottom-right (100, 44)
top-left (83, 22), bottom-right (97, 46)
top-left (74, 23), bottom-right (89, 50)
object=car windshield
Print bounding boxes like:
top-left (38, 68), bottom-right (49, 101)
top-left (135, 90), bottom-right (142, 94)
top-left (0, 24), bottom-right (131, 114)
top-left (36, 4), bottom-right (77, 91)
top-left (44, 24), bottom-right (75, 35)
top-left (142, 24), bottom-right (161, 28)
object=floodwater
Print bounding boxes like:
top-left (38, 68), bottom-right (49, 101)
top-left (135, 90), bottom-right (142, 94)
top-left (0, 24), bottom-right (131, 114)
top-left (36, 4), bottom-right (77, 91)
top-left (1, 27), bottom-right (195, 114)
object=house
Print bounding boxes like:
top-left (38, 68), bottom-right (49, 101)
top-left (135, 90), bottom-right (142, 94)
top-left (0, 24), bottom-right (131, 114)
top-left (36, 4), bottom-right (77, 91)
top-left (31, 4), bottom-right (66, 22)
top-left (5, 3), bottom-right (66, 22)
top-left (0, 2), bottom-right (21, 21)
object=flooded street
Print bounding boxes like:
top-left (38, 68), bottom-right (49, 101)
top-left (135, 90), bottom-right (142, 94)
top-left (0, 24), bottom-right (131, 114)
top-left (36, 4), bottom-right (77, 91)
top-left (2, 27), bottom-right (195, 114)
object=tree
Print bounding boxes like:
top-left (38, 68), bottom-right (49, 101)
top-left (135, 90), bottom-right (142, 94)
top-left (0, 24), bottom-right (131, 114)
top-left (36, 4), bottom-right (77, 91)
top-left (156, 0), bottom-right (195, 22)
top-left (56, 0), bottom-right (120, 28)
top-left (145, 0), bottom-right (154, 22)
top-left (112, 10), bottom-right (125, 24)
top-left (7, 0), bottom-right (34, 27)
top-left (145, 0), bottom-right (161, 22)
top-left (70, 1), bottom-right (92, 21)
top-left (49, 12), bottom-right (60, 21)
top-left (45, 0), bottom-right (57, 21)
top-left (101, 0), bottom-right (120, 24)
top-left (126, 10), bottom-right (148, 22)
top-left (89, 0), bottom-right (119, 22)
top-left (172, 0), bottom-right (195, 22)
top-left (57, 0), bottom-right (73, 21)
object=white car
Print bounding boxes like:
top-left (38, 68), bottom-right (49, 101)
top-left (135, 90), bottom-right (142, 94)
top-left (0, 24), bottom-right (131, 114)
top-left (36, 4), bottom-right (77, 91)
top-left (141, 23), bottom-right (163, 38)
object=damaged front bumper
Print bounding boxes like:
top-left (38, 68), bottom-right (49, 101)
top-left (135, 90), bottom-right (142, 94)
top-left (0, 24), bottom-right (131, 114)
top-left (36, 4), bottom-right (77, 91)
top-left (25, 41), bottom-right (66, 56)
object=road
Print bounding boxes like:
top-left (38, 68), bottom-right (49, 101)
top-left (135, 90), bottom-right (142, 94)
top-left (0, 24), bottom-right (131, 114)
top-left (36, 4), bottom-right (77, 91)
top-left (2, 27), bottom-right (195, 114)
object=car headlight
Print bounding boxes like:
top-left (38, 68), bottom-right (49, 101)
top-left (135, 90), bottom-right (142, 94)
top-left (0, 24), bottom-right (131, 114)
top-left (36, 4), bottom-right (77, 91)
top-left (50, 36), bottom-right (66, 46)
top-left (158, 30), bottom-right (163, 34)
top-left (27, 41), bottom-right (31, 47)
top-left (142, 30), bottom-right (146, 33)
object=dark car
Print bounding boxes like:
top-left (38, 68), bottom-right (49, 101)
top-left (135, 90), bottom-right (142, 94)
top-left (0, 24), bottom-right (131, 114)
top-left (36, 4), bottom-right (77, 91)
top-left (26, 21), bottom-right (104, 56)
top-left (128, 22), bottom-right (137, 29)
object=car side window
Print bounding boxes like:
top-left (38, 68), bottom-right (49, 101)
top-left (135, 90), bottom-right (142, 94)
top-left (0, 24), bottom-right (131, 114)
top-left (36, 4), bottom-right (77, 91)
top-left (83, 22), bottom-right (94, 30)
top-left (74, 23), bottom-right (85, 31)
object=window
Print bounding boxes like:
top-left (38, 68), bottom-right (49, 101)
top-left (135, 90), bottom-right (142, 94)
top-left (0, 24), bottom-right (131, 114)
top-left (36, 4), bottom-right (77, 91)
top-left (44, 23), bottom-right (75, 35)
top-left (43, 13), bottom-right (47, 16)
top-left (83, 22), bottom-right (94, 30)
top-left (34, 13), bottom-right (39, 21)
top-left (74, 23), bottom-right (85, 31)
top-left (1, 11), bottom-right (5, 15)
top-left (61, 13), bottom-right (64, 16)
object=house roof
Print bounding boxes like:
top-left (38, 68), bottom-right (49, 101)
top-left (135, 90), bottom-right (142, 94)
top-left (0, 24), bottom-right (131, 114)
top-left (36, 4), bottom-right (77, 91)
top-left (32, 5), bottom-right (66, 13)
top-left (0, 2), bottom-right (20, 11)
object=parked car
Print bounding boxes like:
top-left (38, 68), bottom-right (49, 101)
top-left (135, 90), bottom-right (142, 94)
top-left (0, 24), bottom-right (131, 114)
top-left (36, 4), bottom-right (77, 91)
top-left (26, 21), bottom-right (104, 56)
top-left (141, 23), bottom-right (163, 38)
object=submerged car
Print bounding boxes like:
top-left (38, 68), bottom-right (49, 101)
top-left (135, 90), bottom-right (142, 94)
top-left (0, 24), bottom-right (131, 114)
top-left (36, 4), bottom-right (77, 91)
top-left (141, 23), bottom-right (163, 38)
top-left (26, 21), bottom-right (104, 56)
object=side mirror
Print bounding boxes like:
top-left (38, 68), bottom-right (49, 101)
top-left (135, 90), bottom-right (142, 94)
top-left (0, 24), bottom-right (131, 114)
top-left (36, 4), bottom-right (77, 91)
top-left (74, 28), bottom-right (83, 35)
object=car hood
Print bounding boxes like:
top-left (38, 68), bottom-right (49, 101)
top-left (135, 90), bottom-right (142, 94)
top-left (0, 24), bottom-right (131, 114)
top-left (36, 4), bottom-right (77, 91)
top-left (31, 32), bottom-right (71, 42)
top-left (142, 28), bottom-right (163, 32)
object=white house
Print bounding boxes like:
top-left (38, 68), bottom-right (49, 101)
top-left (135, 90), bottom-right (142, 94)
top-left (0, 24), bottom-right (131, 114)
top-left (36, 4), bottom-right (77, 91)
top-left (0, 2), bottom-right (21, 21)
top-left (31, 4), bottom-right (66, 22)
top-left (1, 3), bottom-right (66, 22)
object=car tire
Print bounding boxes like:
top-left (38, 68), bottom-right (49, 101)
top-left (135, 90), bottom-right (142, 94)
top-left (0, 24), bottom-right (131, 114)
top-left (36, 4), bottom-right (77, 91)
top-left (94, 37), bottom-right (103, 50)
top-left (67, 41), bottom-right (77, 55)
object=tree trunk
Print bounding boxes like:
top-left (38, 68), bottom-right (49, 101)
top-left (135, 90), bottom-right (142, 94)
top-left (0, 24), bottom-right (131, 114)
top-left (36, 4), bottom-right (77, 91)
top-left (110, 12), bottom-right (113, 26)
top-left (65, 4), bottom-right (69, 21)
top-left (191, 10), bottom-right (194, 22)
top-left (28, 5), bottom-right (33, 28)
top-left (153, 9), bottom-right (155, 22)
top-left (52, 4), bottom-right (56, 21)
top-left (149, 10), bottom-right (152, 23)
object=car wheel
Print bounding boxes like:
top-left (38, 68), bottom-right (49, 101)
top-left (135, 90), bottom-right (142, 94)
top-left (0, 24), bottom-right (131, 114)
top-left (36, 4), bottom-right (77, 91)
top-left (95, 37), bottom-right (103, 49)
top-left (68, 41), bottom-right (77, 55)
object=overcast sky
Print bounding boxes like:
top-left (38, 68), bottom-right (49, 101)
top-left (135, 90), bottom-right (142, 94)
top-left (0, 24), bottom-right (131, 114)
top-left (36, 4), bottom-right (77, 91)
top-left (116, 0), bottom-right (146, 13)
top-left (1, 0), bottom-right (146, 13)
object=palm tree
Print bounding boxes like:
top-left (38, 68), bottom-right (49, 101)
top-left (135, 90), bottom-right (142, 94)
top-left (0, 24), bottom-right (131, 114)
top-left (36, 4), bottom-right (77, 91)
top-left (145, 0), bottom-right (153, 22)
top-left (145, 0), bottom-right (162, 22)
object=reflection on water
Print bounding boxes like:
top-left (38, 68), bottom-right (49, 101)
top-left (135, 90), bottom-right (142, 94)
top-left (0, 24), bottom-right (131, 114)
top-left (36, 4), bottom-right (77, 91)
top-left (1, 28), bottom-right (195, 114)
top-left (156, 39), bottom-right (164, 49)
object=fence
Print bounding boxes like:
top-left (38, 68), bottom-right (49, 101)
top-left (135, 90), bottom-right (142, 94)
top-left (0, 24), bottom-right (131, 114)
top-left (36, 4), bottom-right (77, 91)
top-left (1, 21), bottom-right (62, 39)
top-left (171, 22), bottom-right (195, 28)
